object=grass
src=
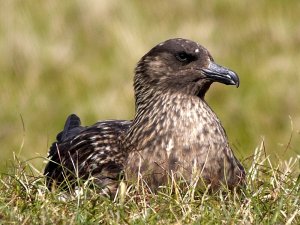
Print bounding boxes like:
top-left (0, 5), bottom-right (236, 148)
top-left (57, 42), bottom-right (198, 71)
top-left (0, 141), bottom-right (299, 224)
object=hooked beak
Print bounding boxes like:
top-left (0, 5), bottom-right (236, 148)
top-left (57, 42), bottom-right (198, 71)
top-left (201, 61), bottom-right (240, 87)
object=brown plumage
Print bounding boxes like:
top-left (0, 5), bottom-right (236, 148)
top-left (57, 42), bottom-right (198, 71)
top-left (44, 38), bottom-right (245, 196)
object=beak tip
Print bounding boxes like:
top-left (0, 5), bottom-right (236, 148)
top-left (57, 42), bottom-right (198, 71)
top-left (235, 79), bottom-right (240, 88)
top-left (228, 70), bottom-right (240, 88)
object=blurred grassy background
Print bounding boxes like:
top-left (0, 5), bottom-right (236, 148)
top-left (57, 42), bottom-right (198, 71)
top-left (0, 0), bottom-right (299, 172)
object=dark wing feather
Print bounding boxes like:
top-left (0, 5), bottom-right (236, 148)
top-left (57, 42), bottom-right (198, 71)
top-left (57, 114), bottom-right (83, 142)
top-left (44, 114), bottom-right (131, 195)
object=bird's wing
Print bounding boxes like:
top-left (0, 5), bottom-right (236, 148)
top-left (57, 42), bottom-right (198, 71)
top-left (44, 115), bottom-right (131, 194)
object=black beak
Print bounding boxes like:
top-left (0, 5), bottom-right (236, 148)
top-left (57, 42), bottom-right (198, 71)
top-left (201, 61), bottom-right (240, 87)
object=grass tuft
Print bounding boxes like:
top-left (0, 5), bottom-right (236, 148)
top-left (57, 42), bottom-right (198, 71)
top-left (0, 141), bottom-right (299, 224)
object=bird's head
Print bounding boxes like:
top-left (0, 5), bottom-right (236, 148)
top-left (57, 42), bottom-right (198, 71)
top-left (134, 38), bottom-right (239, 99)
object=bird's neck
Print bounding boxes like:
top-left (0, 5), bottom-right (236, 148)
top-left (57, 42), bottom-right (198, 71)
top-left (124, 90), bottom-right (228, 152)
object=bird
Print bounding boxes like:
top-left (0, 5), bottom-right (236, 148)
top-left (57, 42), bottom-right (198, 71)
top-left (44, 38), bottom-right (245, 196)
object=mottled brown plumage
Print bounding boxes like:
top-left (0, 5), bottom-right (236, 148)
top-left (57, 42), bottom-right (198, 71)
top-left (44, 38), bottom-right (245, 196)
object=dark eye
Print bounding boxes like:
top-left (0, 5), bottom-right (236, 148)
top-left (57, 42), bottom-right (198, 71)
top-left (175, 52), bottom-right (193, 63)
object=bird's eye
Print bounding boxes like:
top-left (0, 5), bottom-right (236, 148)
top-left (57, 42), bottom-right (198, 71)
top-left (176, 52), bottom-right (192, 63)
